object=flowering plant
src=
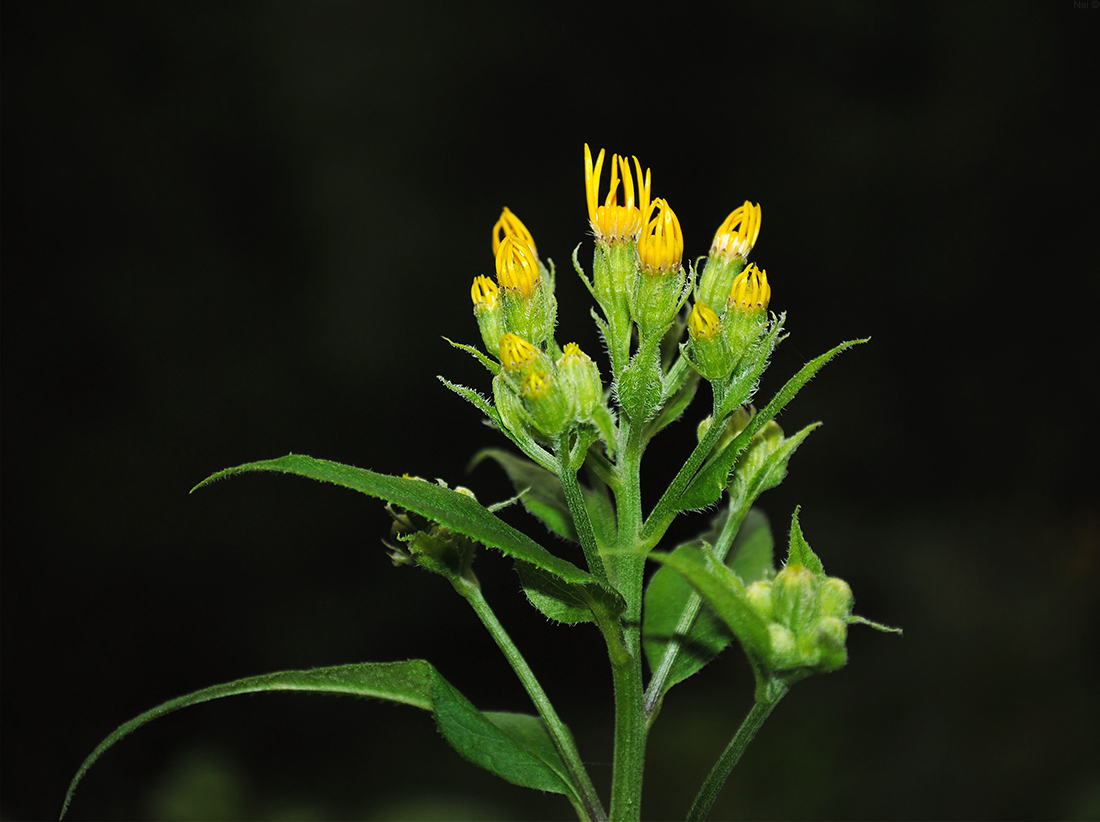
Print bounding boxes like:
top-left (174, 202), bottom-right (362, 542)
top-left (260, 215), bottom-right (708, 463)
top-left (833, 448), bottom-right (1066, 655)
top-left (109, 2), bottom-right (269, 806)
top-left (63, 145), bottom-right (898, 821)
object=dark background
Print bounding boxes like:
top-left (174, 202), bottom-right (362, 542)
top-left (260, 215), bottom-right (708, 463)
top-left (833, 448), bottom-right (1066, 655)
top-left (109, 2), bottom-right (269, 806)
top-left (3, 2), bottom-right (1098, 819)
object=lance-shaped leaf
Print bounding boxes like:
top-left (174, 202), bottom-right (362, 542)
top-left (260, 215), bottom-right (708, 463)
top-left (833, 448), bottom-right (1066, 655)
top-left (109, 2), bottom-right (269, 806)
top-left (516, 560), bottom-right (626, 626)
top-left (472, 448), bottom-right (577, 542)
top-left (648, 545), bottom-right (774, 688)
top-left (192, 454), bottom-right (593, 585)
top-left (676, 338), bottom-right (867, 512)
top-left (62, 661), bottom-right (580, 819)
top-left (472, 448), bottom-right (617, 555)
top-left (644, 509), bottom-right (774, 698)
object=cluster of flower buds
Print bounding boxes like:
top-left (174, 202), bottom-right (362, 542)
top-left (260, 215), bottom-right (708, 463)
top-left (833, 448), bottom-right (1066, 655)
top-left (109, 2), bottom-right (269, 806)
top-left (492, 333), bottom-right (606, 440)
top-left (743, 563), bottom-right (855, 680)
top-left (583, 147), bottom-right (690, 355)
top-left (383, 483), bottom-right (479, 583)
top-left (471, 208), bottom-right (557, 358)
top-left (687, 203), bottom-right (771, 380)
top-left (469, 145), bottom-right (772, 438)
top-left (469, 205), bottom-right (614, 442)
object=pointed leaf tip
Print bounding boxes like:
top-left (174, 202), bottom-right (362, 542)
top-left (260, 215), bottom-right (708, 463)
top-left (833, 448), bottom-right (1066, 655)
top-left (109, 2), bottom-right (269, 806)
top-left (786, 506), bottom-right (824, 575)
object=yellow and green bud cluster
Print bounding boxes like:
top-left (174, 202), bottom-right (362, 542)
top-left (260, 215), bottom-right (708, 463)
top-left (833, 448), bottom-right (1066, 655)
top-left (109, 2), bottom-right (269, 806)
top-left (471, 208), bottom-right (557, 357)
top-left (743, 568), bottom-right (854, 678)
top-left (584, 146), bottom-right (688, 343)
top-left (683, 199), bottom-right (771, 380)
top-left (469, 145), bottom-right (773, 440)
top-left (687, 261), bottom-right (771, 380)
top-left (492, 333), bottom-right (605, 440)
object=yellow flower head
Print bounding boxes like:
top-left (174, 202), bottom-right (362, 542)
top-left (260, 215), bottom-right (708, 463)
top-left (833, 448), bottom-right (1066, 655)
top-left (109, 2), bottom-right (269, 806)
top-left (584, 143), bottom-right (652, 244)
top-left (560, 341), bottom-right (591, 363)
top-left (495, 234), bottom-right (540, 297)
top-left (491, 207), bottom-right (538, 259)
top-left (470, 275), bottom-right (499, 311)
top-left (521, 368), bottom-right (552, 399)
top-left (638, 199), bottom-right (684, 274)
top-left (710, 201), bottom-right (762, 262)
top-left (728, 263), bottom-right (771, 312)
top-left (688, 301), bottom-right (722, 340)
top-left (498, 333), bottom-right (540, 370)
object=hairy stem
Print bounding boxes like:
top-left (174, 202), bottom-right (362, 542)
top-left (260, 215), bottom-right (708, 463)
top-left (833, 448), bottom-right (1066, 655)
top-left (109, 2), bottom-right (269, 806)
top-left (556, 442), bottom-right (610, 585)
top-left (608, 419), bottom-right (648, 821)
top-left (456, 578), bottom-right (607, 821)
top-left (687, 687), bottom-right (787, 821)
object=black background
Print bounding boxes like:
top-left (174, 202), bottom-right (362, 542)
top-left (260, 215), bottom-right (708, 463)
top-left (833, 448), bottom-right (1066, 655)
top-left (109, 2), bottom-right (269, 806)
top-left (3, 2), bottom-right (1098, 819)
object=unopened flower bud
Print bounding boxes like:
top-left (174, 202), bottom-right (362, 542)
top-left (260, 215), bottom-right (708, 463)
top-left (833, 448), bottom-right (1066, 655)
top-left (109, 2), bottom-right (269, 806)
top-left (556, 342), bottom-right (604, 419)
top-left (633, 199), bottom-right (687, 333)
top-left (696, 201), bottom-right (761, 308)
top-left (471, 275), bottom-right (505, 357)
top-left (687, 301), bottom-right (735, 380)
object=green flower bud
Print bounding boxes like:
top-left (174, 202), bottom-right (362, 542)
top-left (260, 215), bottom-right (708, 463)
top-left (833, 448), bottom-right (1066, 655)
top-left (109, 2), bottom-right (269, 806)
top-left (632, 199), bottom-right (687, 333)
top-left (687, 301), bottom-right (736, 380)
top-left (471, 276), bottom-right (506, 357)
top-left (772, 563), bottom-right (819, 636)
top-left (556, 342), bottom-right (603, 419)
top-left (744, 579), bottom-right (774, 621)
top-left (697, 405), bottom-right (755, 451)
top-left (384, 498), bottom-right (477, 583)
top-left (495, 234), bottom-right (557, 348)
top-left (493, 372), bottom-right (534, 439)
top-left (520, 368), bottom-right (572, 437)
top-left (722, 263), bottom-right (771, 362)
top-left (736, 419), bottom-right (785, 477)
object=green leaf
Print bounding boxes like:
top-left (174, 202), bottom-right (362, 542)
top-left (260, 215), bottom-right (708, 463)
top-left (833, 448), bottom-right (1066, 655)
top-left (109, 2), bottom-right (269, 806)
top-left (648, 545), bottom-right (774, 676)
top-left (677, 338), bottom-right (866, 512)
top-left (443, 337), bottom-right (501, 375)
top-left (785, 506), bottom-right (823, 574)
top-left (62, 661), bottom-right (579, 819)
top-left (679, 420), bottom-right (820, 513)
top-left (438, 376), bottom-right (500, 423)
top-left (516, 560), bottom-right (626, 626)
top-left (728, 507), bottom-right (777, 586)
top-left (472, 448), bottom-right (576, 542)
top-left (643, 509), bottom-right (774, 695)
top-left (192, 454), bottom-right (593, 585)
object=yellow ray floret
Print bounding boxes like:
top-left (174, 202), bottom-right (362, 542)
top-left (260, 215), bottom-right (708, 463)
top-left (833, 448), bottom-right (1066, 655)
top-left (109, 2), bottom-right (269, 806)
top-left (729, 263), bottom-right (771, 312)
top-left (711, 201), bottom-right (762, 262)
top-left (638, 199), bottom-right (684, 273)
top-left (495, 235), bottom-right (540, 297)
top-left (688, 301), bottom-right (722, 340)
top-left (470, 275), bottom-right (499, 310)
top-left (492, 207), bottom-right (538, 259)
top-left (584, 143), bottom-right (652, 243)
top-left (498, 333), bottom-right (540, 370)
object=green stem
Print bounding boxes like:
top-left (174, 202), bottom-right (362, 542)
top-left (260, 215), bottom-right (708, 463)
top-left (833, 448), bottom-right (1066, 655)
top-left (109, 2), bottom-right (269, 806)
top-left (640, 406), bottom-right (730, 550)
top-left (687, 687), bottom-right (787, 821)
top-left (456, 578), bottom-right (607, 822)
top-left (608, 419), bottom-right (647, 821)
top-left (556, 444), bottom-right (610, 586)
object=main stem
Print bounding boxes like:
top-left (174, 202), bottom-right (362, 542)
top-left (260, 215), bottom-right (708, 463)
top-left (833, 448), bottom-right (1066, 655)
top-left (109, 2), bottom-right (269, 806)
top-left (457, 578), bottom-right (607, 822)
top-left (686, 687), bottom-right (787, 821)
top-left (608, 418), bottom-right (647, 821)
